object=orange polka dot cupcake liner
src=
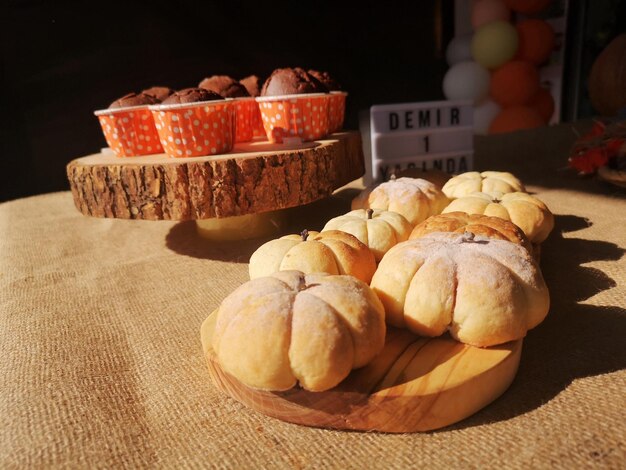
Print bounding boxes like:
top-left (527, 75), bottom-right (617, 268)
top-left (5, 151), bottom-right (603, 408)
top-left (256, 93), bottom-right (330, 143)
top-left (150, 101), bottom-right (235, 158)
top-left (328, 92), bottom-right (347, 133)
top-left (251, 104), bottom-right (266, 139)
top-left (95, 107), bottom-right (163, 157)
top-left (233, 98), bottom-right (256, 143)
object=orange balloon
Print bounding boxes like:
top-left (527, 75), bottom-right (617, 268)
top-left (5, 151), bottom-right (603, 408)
top-left (516, 19), bottom-right (555, 65)
top-left (504, 0), bottom-right (552, 14)
top-left (489, 106), bottom-right (545, 134)
top-left (528, 88), bottom-right (555, 122)
top-left (472, 0), bottom-right (511, 30)
top-left (490, 60), bottom-right (540, 107)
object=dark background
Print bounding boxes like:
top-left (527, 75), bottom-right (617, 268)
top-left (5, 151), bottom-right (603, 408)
top-left (1, 0), bottom-right (624, 202)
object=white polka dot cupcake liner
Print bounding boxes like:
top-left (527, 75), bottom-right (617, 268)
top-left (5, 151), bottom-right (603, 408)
top-left (255, 93), bottom-right (331, 143)
top-left (233, 97), bottom-right (257, 143)
top-left (329, 91), bottom-right (348, 133)
top-left (149, 100), bottom-right (236, 158)
top-left (251, 103), bottom-right (266, 139)
top-left (94, 106), bottom-right (163, 157)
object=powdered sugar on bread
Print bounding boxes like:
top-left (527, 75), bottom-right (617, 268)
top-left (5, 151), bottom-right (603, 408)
top-left (371, 232), bottom-right (549, 347)
top-left (352, 177), bottom-right (449, 226)
top-left (212, 271), bottom-right (385, 392)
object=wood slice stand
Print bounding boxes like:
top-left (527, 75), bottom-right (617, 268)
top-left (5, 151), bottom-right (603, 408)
top-left (66, 132), bottom-right (364, 220)
top-left (201, 310), bottom-right (522, 433)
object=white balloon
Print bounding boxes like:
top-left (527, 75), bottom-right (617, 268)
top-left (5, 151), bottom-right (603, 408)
top-left (473, 99), bottom-right (501, 135)
top-left (442, 61), bottom-right (490, 104)
top-left (446, 34), bottom-right (473, 66)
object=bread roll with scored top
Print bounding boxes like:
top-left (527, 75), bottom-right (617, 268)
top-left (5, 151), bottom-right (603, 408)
top-left (442, 171), bottom-right (525, 199)
top-left (211, 271), bottom-right (386, 392)
top-left (371, 232), bottom-right (550, 347)
top-left (410, 211), bottom-right (532, 254)
top-left (322, 209), bottom-right (413, 262)
top-left (352, 177), bottom-right (449, 225)
top-left (443, 191), bottom-right (554, 243)
top-left (249, 230), bottom-right (376, 284)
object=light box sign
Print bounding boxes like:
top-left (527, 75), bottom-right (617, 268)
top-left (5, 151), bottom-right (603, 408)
top-left (376, 151), bottom-right (474, 181)
top-left (368, 100), bottom-right (473, 182)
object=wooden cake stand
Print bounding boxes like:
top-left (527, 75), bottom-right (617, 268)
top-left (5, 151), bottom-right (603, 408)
top-left (201, 310), bottom-right (522, 433)
top-left (66, 132), bottom-right (364, 220)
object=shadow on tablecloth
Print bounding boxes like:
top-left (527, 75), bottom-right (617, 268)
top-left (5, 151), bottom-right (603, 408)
top-left (442, 213), bottom-right (626, 432)
top-left (166, 203), bottom-right (625, 434)
top-left (164, 188), bottom-right (360, 262)
top-left (164, 221), bottom-right (266, 263)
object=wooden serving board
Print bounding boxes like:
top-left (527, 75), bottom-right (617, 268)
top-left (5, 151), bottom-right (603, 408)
top-left (200, 310), bottom-right (522, 433)
top-left (66, 132), bottom-right (364, 220)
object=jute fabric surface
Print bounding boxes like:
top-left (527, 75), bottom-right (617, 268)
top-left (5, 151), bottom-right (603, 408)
top-left (1, 123), bottom-right (624, 468)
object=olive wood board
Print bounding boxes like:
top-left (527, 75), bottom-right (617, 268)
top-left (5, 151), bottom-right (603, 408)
top-left (66, 131), bottom-right (364, 220)
top-left (200, 310), bottom-right (523, 433)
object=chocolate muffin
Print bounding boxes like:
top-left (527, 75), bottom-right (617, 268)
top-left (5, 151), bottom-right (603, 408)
top-left (142, 86), bottom-right (175, 101)
top-left (109, 92), bottom-right (159, 109)
top-left (260, 67), bottom-right (328, 96)
top-left (239, 75), bottom-right (262, 97)
top-left (308, 70), bottom-right (342, 91)
top-left (198, 76), bottom-right (250, 98)
top-left (161, 88), bottom-right (224, 105)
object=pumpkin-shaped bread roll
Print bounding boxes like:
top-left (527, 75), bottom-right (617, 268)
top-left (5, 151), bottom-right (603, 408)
top-left (442, 171), bottom-right (525, 199)
top-left (410, 212), bottom-right (532, 253)
top-left (212, 270), bottom-right (386, 392)
top-left (322, 209), bottom-right (412, 262)
top-left (371, 232), bottom-right (550, 347)
top-left (249, 230), bottom-right (376, 283)
top-left (351, 177), bottom-right (449, 225)
top-left (442, 191), bottom-right (554, 243)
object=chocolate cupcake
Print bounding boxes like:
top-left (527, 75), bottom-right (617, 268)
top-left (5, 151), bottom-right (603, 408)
top-left (95, 92), bottom-right (163, 157)
top-left (308, 70), bottom-right (347, 133)
top-left (142, 86), bottom-right (175, 102)
top-left (308, 70), bottom-right (342, 91)
top-left (199, 76), bottom-right (250, 98)
top-left (256, 68), bottom-right (330, 143)
top-left (199, 77), bottom-right (257, 142)
top-left (240, 75), bottom-right (266, 138)
top-left (240, 75), bottom-right (262, 97)
top-left (109, 92), bottom-right (159, 109)
top-left (260, 67), bottom-right (328, 96)
top-left (161, 87), bottom-right (224, 105)
top-left (150, 88), bottom-right (235, 158)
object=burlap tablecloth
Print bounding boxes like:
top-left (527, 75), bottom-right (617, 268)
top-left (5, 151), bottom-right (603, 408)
top-left (1, 123), bottom-right (625, 468)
